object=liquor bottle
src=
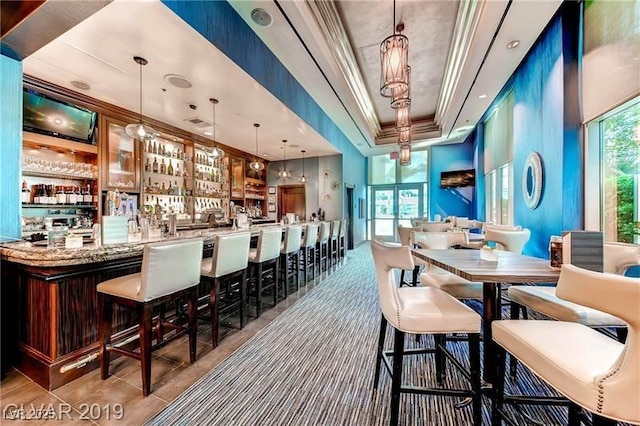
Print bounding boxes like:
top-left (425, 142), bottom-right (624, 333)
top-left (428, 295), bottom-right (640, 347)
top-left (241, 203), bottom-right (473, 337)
top-left (167, 159), bottom-right (174, 176)
top-left (83, 184), bottom-right (93, 205)
top-left (56, 186), bottom-right (66, 204)
top-left (168, 181), bottom-right (173, 195)
top-left (175, 163), bottom-right (181, 177)
top-left (174, 180), bottom-right (179, 196)
top-left (21, 180), bottom-right (31, 203)
top-left (145, 158), bottom-right (151, 173)
top-left (152, 157), bottom-right (159, 174)
top-left (152, 141), bottom-right (158, 155)
top-left (48, 185), bottom-right (57, 205)
top-left (32, 184), bottom-right (40, 204)
top-left (160, 159), bottom-right (166, 175)
top-left (161, 182), bottom-right (166, 195)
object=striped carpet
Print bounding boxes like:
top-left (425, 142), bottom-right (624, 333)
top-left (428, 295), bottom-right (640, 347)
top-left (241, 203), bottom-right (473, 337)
top-left (147, 243), bottom-right (578, 425)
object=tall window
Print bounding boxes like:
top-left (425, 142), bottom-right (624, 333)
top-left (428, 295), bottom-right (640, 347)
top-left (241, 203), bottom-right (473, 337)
top-left (484, 91), bottom-right (514, 224)
top-left (587, 98), bottom-right (639, 243)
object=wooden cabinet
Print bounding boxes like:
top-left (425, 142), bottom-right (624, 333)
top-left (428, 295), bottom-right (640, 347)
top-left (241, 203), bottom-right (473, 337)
top-left (100, 116), bottom-right (139, 192)
top-left (230, 157), bottom-right (244, 200)
top-left (21, 132), bottom-right (99, 236)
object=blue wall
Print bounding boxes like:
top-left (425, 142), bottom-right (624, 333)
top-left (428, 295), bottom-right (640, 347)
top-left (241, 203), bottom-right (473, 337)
top-left (473, 5), bottom-right (582, 258)
top-left (162, 0), bottom-right (367, 246)
top-left (0, 55), bottom-right (23, 242)
top-left (429, 137), bottom-right (476, 220)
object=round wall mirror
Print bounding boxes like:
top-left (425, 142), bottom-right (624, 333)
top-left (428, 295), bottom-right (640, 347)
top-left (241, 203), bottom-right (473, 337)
top-left (522, 152), bottom-right (543, 209)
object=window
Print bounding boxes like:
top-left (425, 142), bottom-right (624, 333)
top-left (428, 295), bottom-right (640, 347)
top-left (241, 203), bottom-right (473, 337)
top-left (484, 92), bottom-right (515, 225)
top-left (587, 97), bottom-right (639, 243)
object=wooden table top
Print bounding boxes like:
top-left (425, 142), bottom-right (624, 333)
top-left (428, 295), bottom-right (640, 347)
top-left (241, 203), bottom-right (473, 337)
top-left (411, 248), bottom-right (560, 283)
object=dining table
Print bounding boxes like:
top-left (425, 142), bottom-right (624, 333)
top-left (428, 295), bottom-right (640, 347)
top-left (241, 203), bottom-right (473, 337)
top-left (410, 248), bottom-right (560, 384)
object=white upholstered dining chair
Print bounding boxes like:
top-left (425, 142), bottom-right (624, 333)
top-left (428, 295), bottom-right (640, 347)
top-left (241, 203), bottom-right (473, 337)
top-left (492, 264), bottom-right (640, 426)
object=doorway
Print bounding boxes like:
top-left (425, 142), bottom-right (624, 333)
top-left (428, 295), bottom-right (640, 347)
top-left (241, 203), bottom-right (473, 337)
top-left (370, 184), bottom-right (423, 242)
top-left (278, 185), bottom-right (306, 222)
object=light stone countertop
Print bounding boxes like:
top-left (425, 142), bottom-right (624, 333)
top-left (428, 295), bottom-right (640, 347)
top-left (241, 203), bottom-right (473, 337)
top-left (0, 224), bottom-right (285, 267)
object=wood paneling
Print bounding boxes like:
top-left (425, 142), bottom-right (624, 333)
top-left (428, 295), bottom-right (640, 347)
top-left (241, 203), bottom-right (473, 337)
top-left (0, 1), bottom-right (45, 37)
top-left (278, 185), bottom-right (306, 222)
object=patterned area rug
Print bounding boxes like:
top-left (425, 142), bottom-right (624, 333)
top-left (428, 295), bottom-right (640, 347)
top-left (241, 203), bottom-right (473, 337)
top-left (147, 243), bottom-right (577, 425)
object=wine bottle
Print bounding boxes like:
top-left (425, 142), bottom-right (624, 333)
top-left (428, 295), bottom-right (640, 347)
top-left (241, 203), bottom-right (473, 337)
top-left (57, 186), bottom-right (66, 204)
top-left (175, 163), bottom-right (181, 177)
top-left (83, 184), bottom-right (93, 205)
top-left (21, 180), bottom-right (31, 203)
top-left (152, 157), bottom-right (159, 174)
top-left (168, 159), bottom-right (174, 176)
top-left (160, 159), bottom-right (166, 175)
top-left (145, 158), bottom-right (151, 173)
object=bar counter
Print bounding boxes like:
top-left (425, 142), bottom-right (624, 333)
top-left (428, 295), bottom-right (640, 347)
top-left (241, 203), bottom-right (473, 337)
top-left (0, 224), bottom-right (282, 390)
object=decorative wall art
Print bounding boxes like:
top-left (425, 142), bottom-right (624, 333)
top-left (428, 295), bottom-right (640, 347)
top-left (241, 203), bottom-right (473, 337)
top-left (523, 151), bottom-right (543, 209)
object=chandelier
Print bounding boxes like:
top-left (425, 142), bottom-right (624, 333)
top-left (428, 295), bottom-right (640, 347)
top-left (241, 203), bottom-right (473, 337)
top-left (391, 66), bottom-right (411, 109)
top-left (125, 56), bottom-right (157, 141)
top-left (249, 123), bottom-right (265, 172)
top-left (278, 140), bottom-right (289, 178)
top-left (398, 127), bottom-right (411, 143)
top-left (399, 142), bottom-right (411, 166)
top-left (300, 150), bottom-right (307, 183)
top-left (380, 0), bottom-right (409, 98)
top-left (208, 98), bottom-right (223, 158)
top-left (396, 106), bottom-right (411, 132)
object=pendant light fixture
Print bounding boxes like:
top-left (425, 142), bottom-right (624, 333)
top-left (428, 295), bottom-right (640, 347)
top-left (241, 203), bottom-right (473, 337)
top-left (391, 65), bottom-right (411, 109)
top-left (300, 150), bottom-right (307, 183)
top-left (209, 98), bottom-right (223, 158)
top-left (396, 105), bottom-right (411, 132)
top-left (380, 2), bottom-right (409, 98)
top-left (399, 142), bottom-right (411, 166)
top-left (125, 56), bottom-right (157, 141)
top-left (278, 140), bottom-right (289, 178)
top-left (249, 123), bottom-right (265, 172)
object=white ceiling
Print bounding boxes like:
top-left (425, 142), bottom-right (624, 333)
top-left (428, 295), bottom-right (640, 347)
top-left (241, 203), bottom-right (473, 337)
top-left (23, 0), bottom-right (563, 159)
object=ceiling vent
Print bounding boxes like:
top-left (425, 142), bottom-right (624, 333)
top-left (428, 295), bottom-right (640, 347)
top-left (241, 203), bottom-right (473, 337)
top-left (185, 117), bottom-right (211, 128)
top-left (164, 74), bottom-right (192, 89)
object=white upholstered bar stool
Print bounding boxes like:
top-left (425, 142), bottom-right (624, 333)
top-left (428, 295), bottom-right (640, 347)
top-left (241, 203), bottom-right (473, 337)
top-left (397, 226), bottom-right (423, 286)
top-left (316, 221), bottom-right (331, 273)
top-left (507, 242), bottom-right (639, 376)
top-left (492, 264), bottom-right (640, 426)
top-left (248, 228), bottom-right (282, 317)
top-left (201, 232), bottom-right (251, 346)
top-left (421, 221), bottom-right (454, 232)
top-left (415, 231), bottom-right (484, 300)
top-left (300, 223), bottom-right (319, 284)
top-left (98, 239), bottom-right (203, 396)
top-left (371, 241), bottom-right (482, 426)
top-left (338, 219), bottom-right (347, 260)
top-left (280, 225), bottom-right (303, 297)
top-left (329, 220), bottom-right (341, 266)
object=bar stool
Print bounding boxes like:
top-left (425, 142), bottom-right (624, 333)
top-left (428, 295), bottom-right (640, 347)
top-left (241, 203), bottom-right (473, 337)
top-left (329, 220), bottom-right (340, 266)
top-left (316, 222), bottom-right (331, 273)
top-left (493, 264), bottom-right (640, 426)
top-left (248, 228), bottom-right (282, 317)
top-left (338, 219), bottom-right (347, 260)
top-left (201, 232), bottom-right (251, 346)
top-left (280, 225), bottom-right (302, 297)
top-left (397, 226), bottom-right (422, 286)
top-left (300, 223), bottom-right (319, 284)
top-left (98, 239), bottom-right (203, 396)
top-left (370, 241), bottom-right (482, 426)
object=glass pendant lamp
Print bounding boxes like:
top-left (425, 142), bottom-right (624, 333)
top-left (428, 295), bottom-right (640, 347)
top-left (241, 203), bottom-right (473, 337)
top-left (125, 56), bottom-right (157, 141)
top-left (249, 123), bottom-right (265, 172)
top-left (300, 150), bottom-right (307, 183)
top-left (278, 140), bottom-right (289, 178)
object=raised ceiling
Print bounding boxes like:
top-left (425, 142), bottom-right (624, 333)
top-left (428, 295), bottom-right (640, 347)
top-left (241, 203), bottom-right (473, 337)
top-left (21, 0), bottom-right (563, 159)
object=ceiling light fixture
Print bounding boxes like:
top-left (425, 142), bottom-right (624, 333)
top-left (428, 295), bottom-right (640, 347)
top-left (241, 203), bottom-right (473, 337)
top-left (380, 1), bottom-right (408, 98)
top-left (478, 94), bottom-right (487, 99)
top-left (278, 140), bottom-right (289, 178)
top-left (396, 105), bottom-right (411, 132)
top-left (398, 127), bottom-right (411, 143)
top-left (300, 150), bottom-right (307, 183)
top-left (208, 98), bottom-right (223, 158)
top-left (125, 56), bottom-right (157, 142)
top-left (399, 142), bottom-right (411, 166)
top-left (506, 40), bottom-right (520, 49)
top-left (391, 65), bottom-right (411, 109)
top-left (249, 123), bottom-right (265, 172)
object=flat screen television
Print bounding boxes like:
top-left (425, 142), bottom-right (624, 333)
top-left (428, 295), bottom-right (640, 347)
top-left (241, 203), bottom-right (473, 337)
top-left (23, 89), bottom-right (97, 144)
top-left (440, 169), bottom-right (475, 188)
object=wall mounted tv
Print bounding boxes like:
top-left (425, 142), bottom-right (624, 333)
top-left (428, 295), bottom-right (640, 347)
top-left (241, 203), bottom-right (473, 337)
top-left (440, 169), bottom-right (476, 188)
top-left (23, 89), bottom-right (97, 144)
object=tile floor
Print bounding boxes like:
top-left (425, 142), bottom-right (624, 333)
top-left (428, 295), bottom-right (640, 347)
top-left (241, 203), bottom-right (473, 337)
top-left (0, 280), bottom-right (320, 425)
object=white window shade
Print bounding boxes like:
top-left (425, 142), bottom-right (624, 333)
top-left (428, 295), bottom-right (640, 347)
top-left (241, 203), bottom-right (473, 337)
top-left (484, 91), bottom-right (514, 172)
top-left (583, 0), bottom-right (640, 122)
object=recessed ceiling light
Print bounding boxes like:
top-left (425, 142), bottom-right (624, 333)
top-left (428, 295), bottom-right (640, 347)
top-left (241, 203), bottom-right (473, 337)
top-left (478, 94), bottom-right (487, 99)
top-left (263, 154), bottom-right (269, 157)
top-left (454, 126), bottom-right (474, 133)
top-left (506, 40), bottom-right (520, 49)
top-left (164, 74), bottom-right (192, 89)
top-left (203, 131), bottom-right (213, 136)
top-left (251, 8), bottom-right (273, 27)
top-left (70, 80), bottom-right (90, 90)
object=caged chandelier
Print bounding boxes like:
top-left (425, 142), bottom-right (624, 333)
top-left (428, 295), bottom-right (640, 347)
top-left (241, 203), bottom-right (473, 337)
top-left (125, 56), bottom-right (157, 142)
